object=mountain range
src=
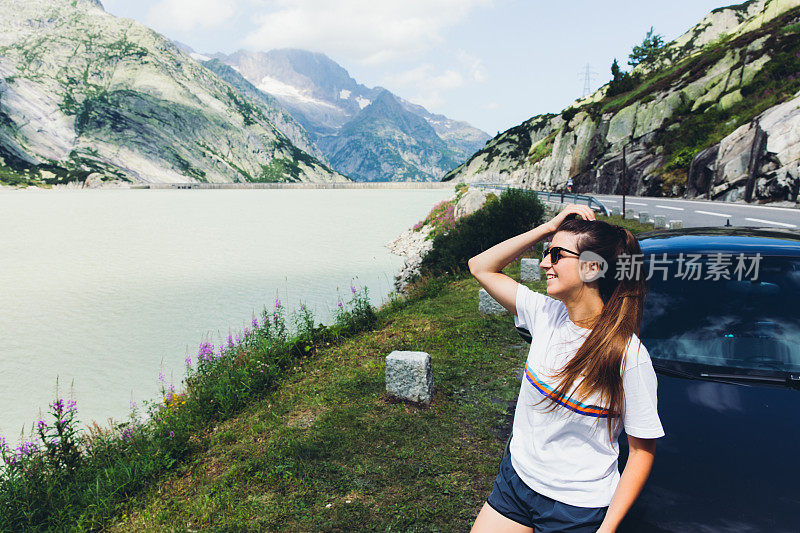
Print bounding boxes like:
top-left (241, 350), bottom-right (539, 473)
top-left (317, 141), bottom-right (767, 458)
top-left (203, 48), bottom-right (490, 182)
top-left (0, 0), bottom-right (487, 187)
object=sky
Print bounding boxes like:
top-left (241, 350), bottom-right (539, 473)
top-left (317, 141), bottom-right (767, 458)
top-left (101, 0), bottom-right (732, 135)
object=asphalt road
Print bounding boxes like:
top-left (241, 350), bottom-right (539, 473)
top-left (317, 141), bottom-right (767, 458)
top-left (592, 194), bottom-right (800, 229)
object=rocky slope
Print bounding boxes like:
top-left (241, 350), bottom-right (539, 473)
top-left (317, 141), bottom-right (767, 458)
top-left (0, 0), bottom-right (347, 186)
top-left (444, 0), bottom-right (800, 205)
top-left (214, 49), bottom-right (490, 181)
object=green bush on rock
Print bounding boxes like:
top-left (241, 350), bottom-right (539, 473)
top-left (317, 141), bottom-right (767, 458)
top-left (417, 188), bottom-right (546, 279)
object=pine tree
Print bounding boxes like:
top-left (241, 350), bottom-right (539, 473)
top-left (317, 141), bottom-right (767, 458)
top-left (607, 58), bottom-right (637, 97)
top-left (628, 26), bottom-right (665, 67)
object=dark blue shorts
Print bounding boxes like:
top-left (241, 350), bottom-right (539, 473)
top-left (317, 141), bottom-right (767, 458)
top-left (487, 454), bottom-right (608, 532)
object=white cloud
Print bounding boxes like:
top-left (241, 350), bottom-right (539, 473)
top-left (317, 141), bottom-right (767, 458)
top-left (387, 64), bottom-right (464, 91)
top-left (458, 51), bottom-right (487, 82)
top-left (241, 0), bottom-right (492, 65)
top-left (483, 102), bottom-right (499, 110)
top-left (147, 0), bottom-right (236, 32)
top-left (382, 63), bottom-right (466, 111)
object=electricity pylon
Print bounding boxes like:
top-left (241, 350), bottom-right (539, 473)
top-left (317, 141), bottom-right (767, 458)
top-left (578, 63), bottom-right (598, 98)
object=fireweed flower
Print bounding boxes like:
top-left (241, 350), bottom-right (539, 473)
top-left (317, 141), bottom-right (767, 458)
top-left (252, 317), bottom-right (259, 330)
top-left (337, 299), bottom-right (343, 309)
top-left (197, 341), bottom-right (215, 363)
top-left (50, 399), bottom-right (64, 415)
top-left (350, 284), bottom-right (357, 295)
top-left (130, 400), bottom-right (138, 411)
top-left (185, 355), bottom-right (192, 368)
top-left (19, 441), bottom-right (37, 457)
top-left (169, 431), bottom-right (175, 439)
top-left (274, 297), bottom-right (282, 309)
top-left (36, 420), bottom-right (47, 432)
top-left (227, 334), bottom-right (235, 348)
top-left (235, 333), bottom-right (241, 344)
top-left (66, 399), bottom-right (77, 412)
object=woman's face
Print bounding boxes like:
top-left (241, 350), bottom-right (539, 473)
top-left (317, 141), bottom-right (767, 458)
top-left (541, 231), bottom-right (585, 300)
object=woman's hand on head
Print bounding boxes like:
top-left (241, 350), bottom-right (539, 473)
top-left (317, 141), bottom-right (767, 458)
top-left (544, 204), bottom-right (596, 234)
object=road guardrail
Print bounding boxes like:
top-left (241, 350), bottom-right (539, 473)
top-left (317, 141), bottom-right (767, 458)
top-left (470, 183), bottom-right (611, 216)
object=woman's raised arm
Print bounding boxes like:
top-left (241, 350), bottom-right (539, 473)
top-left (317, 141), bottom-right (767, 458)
top-left (467, 204), bottom-right (595, 315)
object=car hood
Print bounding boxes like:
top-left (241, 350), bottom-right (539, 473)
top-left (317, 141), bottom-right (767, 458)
top-left (619, 372), bottom-right (800, 532)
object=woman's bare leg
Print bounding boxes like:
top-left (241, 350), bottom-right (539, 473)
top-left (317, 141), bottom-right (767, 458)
top-left (471, 502), bottom-right (533, 533)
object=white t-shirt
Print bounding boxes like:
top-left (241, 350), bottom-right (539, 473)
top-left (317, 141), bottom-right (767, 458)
top-left (510, 283), bottom-right (665, 508)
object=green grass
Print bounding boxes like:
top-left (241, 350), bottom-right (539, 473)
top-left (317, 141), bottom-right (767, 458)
top-left (597, 213), bottom-right (655, 234)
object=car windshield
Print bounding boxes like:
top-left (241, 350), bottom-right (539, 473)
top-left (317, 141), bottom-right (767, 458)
top-left (640, 255), bottom-right (800, 373)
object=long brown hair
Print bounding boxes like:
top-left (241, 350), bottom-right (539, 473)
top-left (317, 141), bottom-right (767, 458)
top-left (540, 218), bottom-right (646, 437)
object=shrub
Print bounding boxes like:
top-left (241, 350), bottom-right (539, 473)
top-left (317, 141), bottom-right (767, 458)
top-left (418, 188), bottom-right (546, 278)
top-left (412, 198), bottom-right (458, 239)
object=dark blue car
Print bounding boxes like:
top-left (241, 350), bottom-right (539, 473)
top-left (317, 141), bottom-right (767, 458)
top-left (513, 227), bottom-right (800, 532)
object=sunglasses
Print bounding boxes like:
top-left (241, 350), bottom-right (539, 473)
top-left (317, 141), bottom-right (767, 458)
top-left (543, 246), bottom-right (580, 265)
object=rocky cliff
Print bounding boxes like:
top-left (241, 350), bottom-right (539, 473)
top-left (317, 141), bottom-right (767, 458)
top-left (444, 0), bottom-right (800, 205)
top-left (0, 0), bottom-right (347, 186)
top-left (215, 49), bottom-right (491, 182)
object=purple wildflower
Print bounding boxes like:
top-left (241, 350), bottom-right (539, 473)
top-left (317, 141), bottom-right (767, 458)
top-left (337, 299), bottom-right (343, 309)
top-left (66, 399), bottom-right (77, 412)
top-left (50, 399), bottom-right (64, 415)
top-left (252, 317), bottom-right (259, 330)
top-left (36, 420), bottom-right (47, 432)
top-left (235, 333), bottom-right (241, 344)
top-left (197, 341), bottom-right (215, 363)
top-left (157, 370), bottom-right (165, 383)
top-left (19, 441), bottom-right (37, 457)
top-left (185, 355), bottom-right (192, 368)
top-left (274, 297), bottom-right (282, 309)
top-left (243, 327), bottom-right (250, 339)
top-left (130, 400), bottom-right (138, 411)
top-left (122, 428), bottom-right (133, 441)
top-left (169, 431), bottom-right (175, 439)
top-left (350, 284), bottom-right (357, 295)
top-left (227, 334), bottom-right (235, 348)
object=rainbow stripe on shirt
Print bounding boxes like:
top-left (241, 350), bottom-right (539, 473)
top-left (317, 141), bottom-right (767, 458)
top-left (524, 363), bottom-right (612, 419)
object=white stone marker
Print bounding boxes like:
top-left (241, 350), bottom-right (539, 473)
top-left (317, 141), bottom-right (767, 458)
top-left (653, 215), bottom-right (666, 229)
top-left (385, 351), bottom-right (434, 404)
top-left (638, 211), bottom-right (650, 224)
top-left (668, 219), bottom-right (683, 229)
top-left (625, 209), bottom-right (636, 219)
top-left (611, 206), bottom-right (621, 216)
top-left (479, 288), bottom-right (508, 315)
top-left (520, 258), bottom-right (541, 282)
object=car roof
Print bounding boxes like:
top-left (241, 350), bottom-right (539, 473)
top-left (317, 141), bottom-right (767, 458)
top-left (637, 226), bottom-right (800, 256)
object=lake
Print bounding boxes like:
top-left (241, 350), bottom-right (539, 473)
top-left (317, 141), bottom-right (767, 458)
top-left (0, 187), bottom-right (453, 440)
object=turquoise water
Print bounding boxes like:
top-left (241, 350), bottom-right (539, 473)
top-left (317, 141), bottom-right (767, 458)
top-left (0, 188), bottom-right (453, 439)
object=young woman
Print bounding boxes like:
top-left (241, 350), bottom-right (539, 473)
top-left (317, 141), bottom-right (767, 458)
top-left (468, 204), bottom-right (664, 533)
